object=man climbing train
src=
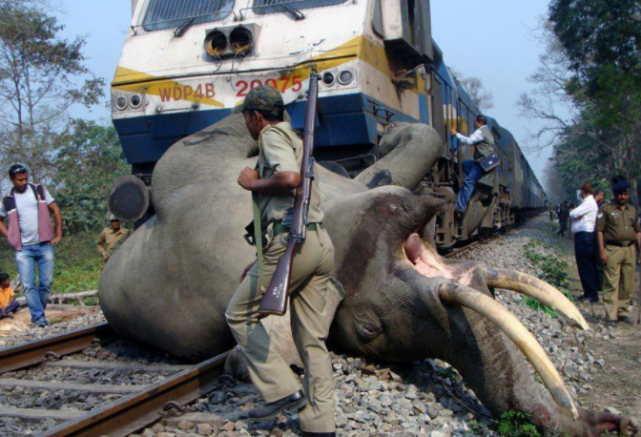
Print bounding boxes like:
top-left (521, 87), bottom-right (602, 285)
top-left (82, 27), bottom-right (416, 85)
top-left (225, 85), bottom-right (338, 437)
top-left (450, 114), bottom-right (496, 213)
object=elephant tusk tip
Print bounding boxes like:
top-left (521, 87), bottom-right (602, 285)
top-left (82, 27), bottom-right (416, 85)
top-left (559, 314), bottom-right (590, 331)
top-left (552, 386), bottom-right (579, 420)
top-left (575, 317), bottom-right (590, 331)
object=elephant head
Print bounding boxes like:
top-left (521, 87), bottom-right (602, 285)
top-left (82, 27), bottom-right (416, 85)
top-left (325, 186), bottom-right (633, 436)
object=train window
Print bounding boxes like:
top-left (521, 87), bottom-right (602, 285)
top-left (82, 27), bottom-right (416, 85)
top-left (252, 0), bottom-right (348, 15)
top-left (143, 0), bottom-right (234, 31)
top-left (432, 77), bottom-right (445, 143)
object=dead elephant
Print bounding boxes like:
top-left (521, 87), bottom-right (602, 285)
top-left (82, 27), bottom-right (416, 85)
top-left (100, 115), bottom-right (636, 437)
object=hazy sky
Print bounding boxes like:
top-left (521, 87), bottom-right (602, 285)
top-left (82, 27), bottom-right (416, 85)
top-left (55, 0), bottom-right (556, 182)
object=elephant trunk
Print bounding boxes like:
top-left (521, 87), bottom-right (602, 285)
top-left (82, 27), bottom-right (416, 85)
top-left (433, 286), bottom-right (635, 436)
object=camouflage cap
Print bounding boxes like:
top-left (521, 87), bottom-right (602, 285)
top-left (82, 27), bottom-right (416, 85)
top-left (233, 85), bottom-right (284, 115)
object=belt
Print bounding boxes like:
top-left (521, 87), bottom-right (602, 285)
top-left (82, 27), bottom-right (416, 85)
top-left (273, 221), bottom-right (323, 237)
top-left (605, 240), bottom-right (635, 248)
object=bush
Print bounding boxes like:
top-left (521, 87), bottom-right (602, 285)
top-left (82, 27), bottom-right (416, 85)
top-left (496, 410), bottom-right (541, 437)
top-left (522, 240), bottom-right (572, 317)
top-left (0, 230), bottom-right (120, 295)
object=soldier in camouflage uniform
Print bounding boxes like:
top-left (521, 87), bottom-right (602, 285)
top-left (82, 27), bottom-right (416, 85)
top-left (225, 85), bottom-right (338, 437)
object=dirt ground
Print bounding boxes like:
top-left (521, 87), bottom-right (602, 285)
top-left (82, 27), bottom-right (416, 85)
top-left (549, 220), bottom-right (641, 419)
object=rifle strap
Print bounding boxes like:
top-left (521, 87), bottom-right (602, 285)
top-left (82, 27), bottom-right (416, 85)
top-left (252, 192), bottom-right (264, 292)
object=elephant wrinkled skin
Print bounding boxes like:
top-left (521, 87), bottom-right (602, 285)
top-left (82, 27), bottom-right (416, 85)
top-left (100, 115), bottom-right (636, 437)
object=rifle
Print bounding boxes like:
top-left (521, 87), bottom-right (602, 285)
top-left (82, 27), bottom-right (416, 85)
top-left (258, 71), bottom-right (320, 316)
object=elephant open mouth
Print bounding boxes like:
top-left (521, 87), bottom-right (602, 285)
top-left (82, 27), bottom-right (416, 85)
top-left (402, 231), bottom-right (588, 420)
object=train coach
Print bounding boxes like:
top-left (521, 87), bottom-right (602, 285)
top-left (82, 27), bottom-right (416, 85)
top-left (109, 0), bottom-right (546, 249)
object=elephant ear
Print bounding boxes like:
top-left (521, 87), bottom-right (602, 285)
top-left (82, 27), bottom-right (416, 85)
top-left (324, 187), bottom-right (446, 281)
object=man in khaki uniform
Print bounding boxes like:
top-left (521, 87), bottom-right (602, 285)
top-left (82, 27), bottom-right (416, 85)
top-left (225, 85), bottom-right (338, 437)
top-left (97, 216), bottom-right (130, 263)
top-left (596, 178), bottom-right (641, 326)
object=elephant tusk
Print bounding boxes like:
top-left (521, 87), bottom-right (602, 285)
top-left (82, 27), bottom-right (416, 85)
top-left (483, 268), bottom-right (589, 331)
top-left (438, 281), bottom-right (580, 420)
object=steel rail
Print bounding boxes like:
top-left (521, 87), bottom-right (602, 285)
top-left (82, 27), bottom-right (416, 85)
top-left (39, 350), bottom-right (229, 437)
top-left (444, 241), bottom-right (480, 259)
top-left (0, 322), bottom-right (115, 374)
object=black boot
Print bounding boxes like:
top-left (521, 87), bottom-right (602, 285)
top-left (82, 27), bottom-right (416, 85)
top-left (248, 390), bottom-right (307, 421)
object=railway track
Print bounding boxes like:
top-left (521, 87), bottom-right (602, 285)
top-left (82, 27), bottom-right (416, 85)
top-left (0, 323), bottom-right (230, 437)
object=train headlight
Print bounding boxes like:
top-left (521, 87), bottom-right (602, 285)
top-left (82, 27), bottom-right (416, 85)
top-left (205, 30), bottom-right (227, 57)
top-left (130, 94), bottom-right (142, 109)
top-left (338, 69), bottom-right (354, 85)
top-left (322, 72), bottom-right (335, 86)
top-left (116, 96), bottom-right (128, 110)
top-left (230, 27), bottom-right (253, 54)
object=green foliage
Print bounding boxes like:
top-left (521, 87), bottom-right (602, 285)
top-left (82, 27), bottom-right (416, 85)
top-left (546, 0), bottom-right (641, 205)
top-left (52, 120), bottom-right (129, 233)
top-left (522, 241), bottom-right (572, 317)
top-left (550, 0), bottom-right (641, 96)
top-left (496, 410), bottom-right (541, 437)
top-left (523, 241), bottom-right (569, 289)
top-left (0, 231), bottom-right (114, 295)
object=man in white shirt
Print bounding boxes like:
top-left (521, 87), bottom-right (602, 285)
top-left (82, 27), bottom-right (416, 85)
top-left (0, 165), bottom-right (63, 327)
top-left (569, 183), bottom-right (599, 303)
top-left (450, 115), bottom-right (495, 213)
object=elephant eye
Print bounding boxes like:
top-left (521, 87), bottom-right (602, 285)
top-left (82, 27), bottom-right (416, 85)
top-left (355, 321), bottom-right (383, 343)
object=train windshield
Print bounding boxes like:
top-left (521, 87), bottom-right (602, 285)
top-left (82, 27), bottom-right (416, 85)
top-left (143, 0), bottom-right (234, 31)
top-left (252, 0), bottom-right (348, 15)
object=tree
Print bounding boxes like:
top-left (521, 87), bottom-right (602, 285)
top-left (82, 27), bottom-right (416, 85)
top-left (0, 2), bottom-right (104, 183)
top-left (450, 69), bottom-right (494, 111)
top-left (53, 120), bottom-right (129, 233)
top-left (516, 15), bottom-right (641, 206)
top-left (548, 0), bottom-right (641, 204)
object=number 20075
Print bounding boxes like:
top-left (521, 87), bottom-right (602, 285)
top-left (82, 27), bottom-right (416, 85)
top-left (235, 76), bottom-right (303, 97)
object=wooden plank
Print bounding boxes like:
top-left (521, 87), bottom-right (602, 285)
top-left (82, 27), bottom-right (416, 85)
top-left (44, 360), bottom-right (191, 373)
top-left (0, 405), bottom-right (83, 421)
top-left (0, 378), bottom-right (146, 394)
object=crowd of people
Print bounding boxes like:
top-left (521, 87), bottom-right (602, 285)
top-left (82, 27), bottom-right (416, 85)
top-left (0, 165), bottom-right (129, 328)
top-left (551, 178), bottom-right (641, 326)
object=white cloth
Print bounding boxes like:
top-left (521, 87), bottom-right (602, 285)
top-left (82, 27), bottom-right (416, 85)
top-left (0, 186), bottom-right (55, 246)
top-left (456, 128), bottom-right (485, 145)
top-left (569, 195), bottom-right (598, 234)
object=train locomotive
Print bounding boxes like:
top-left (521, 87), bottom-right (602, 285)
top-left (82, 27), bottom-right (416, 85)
top-left (110, 0), bottom-right (546, 250)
